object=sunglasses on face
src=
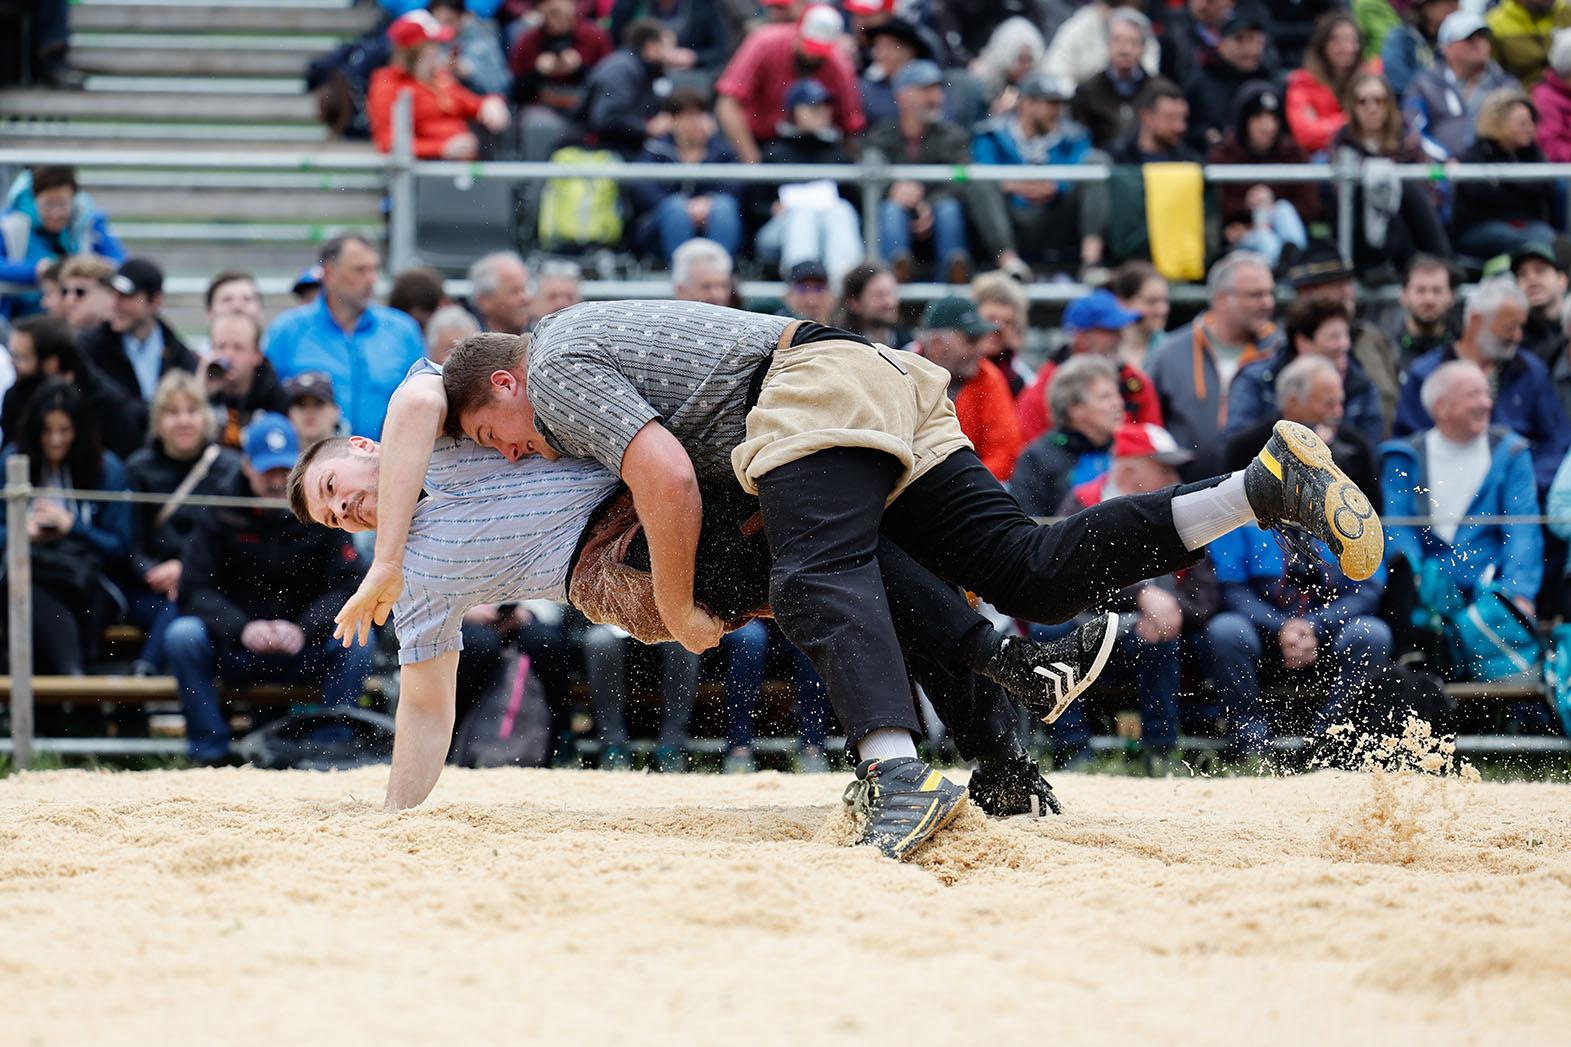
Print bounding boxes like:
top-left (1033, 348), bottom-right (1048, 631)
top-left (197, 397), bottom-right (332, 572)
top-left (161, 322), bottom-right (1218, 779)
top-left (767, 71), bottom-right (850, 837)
top-left (62, 285), bottom-right (95, 299)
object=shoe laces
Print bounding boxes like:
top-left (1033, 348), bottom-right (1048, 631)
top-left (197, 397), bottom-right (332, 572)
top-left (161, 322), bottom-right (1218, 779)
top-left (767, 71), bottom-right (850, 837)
top-left (842, 764), bottom-right (882, 820)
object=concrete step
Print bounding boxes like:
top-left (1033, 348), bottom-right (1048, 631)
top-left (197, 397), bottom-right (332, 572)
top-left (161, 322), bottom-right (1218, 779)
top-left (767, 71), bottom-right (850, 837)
top-left (115, 219), bottom-right (384, 243)
top-left (0, 89), bottom-right (317, 123)
top-left (83, 76), bottom-right (307, 96)
top-left (0, 120), bottom-right (330, 143)
top-left (72, 32), bottom-right (346, 53)
top-left (70, 47), bottom-right (312, 78)
top-left (90, 186), bottom-right (384, 222)
top-left (82, 169), bottom-right (384, 191)
top-left (73, 4), bottom-right (379, 35)
top-left (122, 240), bottom-right (364, 274)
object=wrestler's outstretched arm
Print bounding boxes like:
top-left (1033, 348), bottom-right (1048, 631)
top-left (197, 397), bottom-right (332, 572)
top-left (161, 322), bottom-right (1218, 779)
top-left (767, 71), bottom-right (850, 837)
top-left (334, 372), bottom-right (447, 646)
top-left (385, 651), bottom-right (459, 809)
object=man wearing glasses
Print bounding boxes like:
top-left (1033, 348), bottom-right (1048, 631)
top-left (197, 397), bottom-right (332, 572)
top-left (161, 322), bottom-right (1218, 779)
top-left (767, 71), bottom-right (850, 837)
top-left (0, 165), bottom-right (124, 320)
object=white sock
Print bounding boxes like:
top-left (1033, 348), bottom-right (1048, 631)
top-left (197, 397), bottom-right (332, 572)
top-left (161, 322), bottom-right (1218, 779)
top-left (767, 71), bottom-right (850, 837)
top-left (856, 728), bottom-right (919, 762)
top-left (1171, 471), bottom-right (1256, 551)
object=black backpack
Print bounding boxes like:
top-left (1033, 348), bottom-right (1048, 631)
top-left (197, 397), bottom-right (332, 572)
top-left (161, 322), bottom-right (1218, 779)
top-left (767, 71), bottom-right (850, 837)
top-left (453, 653), bottom-right (552, 769)
top-left (237, 708), bottom-right (397, 770)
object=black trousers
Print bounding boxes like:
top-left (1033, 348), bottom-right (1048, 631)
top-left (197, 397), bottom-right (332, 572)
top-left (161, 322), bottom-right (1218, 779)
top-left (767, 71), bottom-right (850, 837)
top-left (758, 447), bottom-right (1203, 748)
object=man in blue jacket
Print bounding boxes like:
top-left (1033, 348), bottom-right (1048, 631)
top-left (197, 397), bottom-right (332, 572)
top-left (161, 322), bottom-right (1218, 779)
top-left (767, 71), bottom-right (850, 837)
top-left (1394, 275), bottom-right (1569, 495)
top-left (264, 234), bottom-right (424, 439)
top-left (0, 166), bottom-right (124, 320)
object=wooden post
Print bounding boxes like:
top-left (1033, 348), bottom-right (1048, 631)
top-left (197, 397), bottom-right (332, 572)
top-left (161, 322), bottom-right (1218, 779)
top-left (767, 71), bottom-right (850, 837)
top-left (6, 455), bottom-right (31, 769)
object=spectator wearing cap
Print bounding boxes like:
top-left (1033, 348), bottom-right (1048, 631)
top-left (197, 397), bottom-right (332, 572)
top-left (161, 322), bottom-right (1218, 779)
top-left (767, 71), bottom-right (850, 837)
top-left (715, 4), bottom-right (865, 163)
top-left (509, 0), bottom-right (614, 160)
top-left (629, 88), bottom-right (745, 264)
top-left (1404, 12), bottom-right (1519, 157)
top-left (837, 262), bottom-right (910, 348)
top-left (972, 73), bottom-right (1108, 281)
top-left (1397, 277), bottom-right (1571, 494)
top-left (671, 238), bottom-right (734, 306)
top-left (1017, 289), bottom-right (1163, 444)
top-left (783, 261), bottom-right (835, 323)
top-left (579, 17), bottom-right (675, 159)
top-left (1010, 355), bottom-right (1123, 516)
top-left (1184, 8), bottom-right (1278, 152)
top-left (1487, 0), bottom-right (1571, 87)
top-left (79, 257), bottom-right (199, 458)
top-left (1071, 8), bottom-right (1159, 150)
top-left (165, 413), bottom-right (371, 765)
top-left (750, 79), bottom-right (865, 289)
top-left (292, 265), bottom-right (323, 306)
top-left (264, 235), bottom-right (424, 440)
top-left (1283, 243), bottom-right (1402, 435)
top-left (285, 372), bottom-right (343, 447)
top-left (1, 165), bottom-right (124, 320)
top-left (1207, 84), bottom-right (1317, 268)
top-left (368, 10), bottom-right (511, 159)
top-left (867, 60), bottom-right (1018, 284)
top-left (206, 312), bottom-right (290, 450)
top-left (911, 295), bottom-right (1024, 479)
top-left (1224, 297), bottom-right (1386, 449)
top-left (859, 17), bottom-right (937, 126)
top-left (1387, 252), bottom-right (1460, 366)
top-left (1452, 87), bottom-right (1557, 258)
top-left (1043, 0), bottom-right (1161, 87)
top-left (1043, 420), bottom-right (1216, 774)
top-left (1383, 0), bottom-right (1460, 97)
top-left (1511, 240), bottom-right (1570, 362)
top-left (1286, 11), bottom-right (1371, 154)
top-left (388, 266), bottom-right (447, 332)
top-left (1148, 252), bottom-right (1282, 477)
top-left (608, 0), bottom-right (728, 73)
top-left (1535, 28), bottom-right (1571, 157)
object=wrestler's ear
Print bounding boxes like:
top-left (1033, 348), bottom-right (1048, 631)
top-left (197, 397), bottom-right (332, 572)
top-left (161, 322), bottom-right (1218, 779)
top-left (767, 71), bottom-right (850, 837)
top-left (346, 435), bottom-right (377, 455)
top-left (488, 369), bottom-right (518, 398)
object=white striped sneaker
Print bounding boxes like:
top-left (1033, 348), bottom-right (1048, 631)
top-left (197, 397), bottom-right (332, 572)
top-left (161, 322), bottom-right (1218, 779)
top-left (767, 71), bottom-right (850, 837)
top-left (982, 612), bottom-right (1121, 723)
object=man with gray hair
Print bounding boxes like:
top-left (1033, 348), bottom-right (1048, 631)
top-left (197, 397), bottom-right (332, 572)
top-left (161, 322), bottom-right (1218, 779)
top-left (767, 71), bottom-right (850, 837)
top-left (466, 251), bottom-right (531, 335)
top-left (530, 260), bottom-right (583, 325)
top-left (1071, 8), bottom-right (1158, 149)
top-left (1149, 250), bottom-right (1283, 476)
top-left (1011, 355), bottom-right (1123, 517)
top-left (1395, 275), bottom-right (1569, 493)
top-left (424, 305), bottom-right (480, 365)
top-left (671, 238), bottom-right (734, 307)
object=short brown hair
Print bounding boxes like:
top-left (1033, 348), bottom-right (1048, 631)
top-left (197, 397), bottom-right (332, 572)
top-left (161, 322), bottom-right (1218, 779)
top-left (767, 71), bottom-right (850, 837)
top-left (1285, 297), bottom-right (1351, 350)
top-left (286, 435), bottom-right (354, 524)
top-left (390, 266), bottom-right (445, 317)
top-left (58, 255), bottom-right (114, 284)
top-left (441, 332), bottom-right (529, 438)
top-left (31, 165), bottom-right (77, 196)
top-left (204, 270), bottom-right (257, 311)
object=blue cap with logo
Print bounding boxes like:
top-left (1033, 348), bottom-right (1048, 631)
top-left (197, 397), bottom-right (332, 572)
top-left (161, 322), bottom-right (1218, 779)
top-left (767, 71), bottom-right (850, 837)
top-left (892, 59), bottom-right (943, 92)
top-left (244, 412), bottom-right (300, 473)
top-left (784, 79), bottom-right (832, 111)
top-left (1063, 289), bottom-right (1142, 332)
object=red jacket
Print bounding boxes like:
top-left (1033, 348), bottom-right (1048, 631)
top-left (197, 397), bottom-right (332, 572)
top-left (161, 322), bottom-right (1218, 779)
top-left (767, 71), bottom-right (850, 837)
top-left (715, 24), bottom-right (864, 143)
top-left (508, 19), bottom-right (613, 110)
top-left (1534, 69), bottom-right (1571, 161)
top-left (954, 358), bottom-right (1025, 480)
top-left (368, 65), bottom-right (487, 159)
top-left (1015, 358), bottom-right (1164, 444)
top-left (1285, 67), bottom-right (1349, 154)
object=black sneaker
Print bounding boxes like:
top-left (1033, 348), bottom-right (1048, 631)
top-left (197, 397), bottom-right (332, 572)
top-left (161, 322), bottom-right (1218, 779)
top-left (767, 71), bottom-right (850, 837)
top-left (842, 757), bottom-right (968, 860)
top-left (981, 612), bottom-right (1120, 723)
top-left (968, 748), bottom-right (1062, 817)
top-left (1245, 420), bottom-right (1384, 581)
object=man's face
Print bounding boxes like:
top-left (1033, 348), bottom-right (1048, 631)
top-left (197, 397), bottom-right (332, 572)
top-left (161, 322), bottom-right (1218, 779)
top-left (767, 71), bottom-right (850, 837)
top-left (246, 463), bottom-right (292, 501)
top-left (1475, 300), bottom-right (1527, 360)
top-left (794, 100), bottom-right (835, 134)
top-left (10, 332), bottom-right (36, 378)
top-left (1298, 317), bottom-right (1351, 375)
top-left (302, 437), bottom-right (381, 531)
top-left (210, 314), bottom-right (263, 394)
top-left (289, 398), bottom-right (341, 446)
top-left (1446, 34), bottom-right (1489, 76)
top-left (33, 185), bottom-right (74, 235)
top-left (40, 278), bottom-right (64, 318)
top-left (1401, 267), bottom-right (1454, 326)
top-left (475, 259), bottom-right (532, 334)
top-left (676, 261), bottom-right (732, 306)
top-left (1190, 0), bottom-right (1228, 28)
top-left (1111, 455), bottom-right (1178, 495)
top-left (1073, 327), bottom-right (1123, 358)
top-left (672, 107), bottom-right (713, 149)
top-left (1245, 110), bottom-right (1279, 152)
top-left (785, 278), bottom-right (834, 324)
top-left (1219, 29), bottom-right (1265, 73)
top-left (923, 329), bottom-right (982, 383)
top-left (1515, 258), bottom-right (1567, 312)
top-left (324, 240), bottom-right (381, 315)
top-left (897, 83), bottom-right (945, 124)
top-left (1284, 370), bottom-right (1346, 430)
top-left (870, 34), bottom-right (914, 74)
top-left (1300, 275), bottom-right (1356, 312)
top-left (977, 300), bottom-right (1021, 351)
top-left (1145, 97), bottom-right (1188, 150)
top-left (1107, 20), bottom-right (1144, 73)
top-left (111, 290), bottom-right (158, 335)
top-left (1434, 369), bottom-right (1493, 440)
top-left (855, 271), bottom-right (901, 326)
top-left (64, 277), bottom-right (114, 333)
top-left (1019, 97), bottom-right (1062, 135)
top-left (540, 0), bottom-right (575, 31)
top-left (459, 369), bottom-right (558, 463)
top-left (1216, 264), bottom-right (1276, 338)
top-left (533, 275), bottom-right (581, 320)
top-left (209, 278), bottom-right (262, 324)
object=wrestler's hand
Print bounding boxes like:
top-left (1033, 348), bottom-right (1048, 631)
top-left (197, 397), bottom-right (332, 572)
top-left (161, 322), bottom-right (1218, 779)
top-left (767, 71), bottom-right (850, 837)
top-left (335, 560), bottom-right (403, 648)
top-left (670, 604), bottom-right (725, 654)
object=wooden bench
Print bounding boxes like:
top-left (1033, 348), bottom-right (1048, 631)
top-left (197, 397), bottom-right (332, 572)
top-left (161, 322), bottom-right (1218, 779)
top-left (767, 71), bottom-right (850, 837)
top-left (0, 676), bottom-right (319, 705)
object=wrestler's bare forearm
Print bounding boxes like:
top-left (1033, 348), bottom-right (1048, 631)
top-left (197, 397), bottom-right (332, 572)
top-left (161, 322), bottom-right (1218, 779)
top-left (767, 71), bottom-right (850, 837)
top-left (619, 422), bottom-right (710, 647)
top-left (385, 652), bottom-right (459, 810)
top-left (373, 373), bottom-right (447, 566)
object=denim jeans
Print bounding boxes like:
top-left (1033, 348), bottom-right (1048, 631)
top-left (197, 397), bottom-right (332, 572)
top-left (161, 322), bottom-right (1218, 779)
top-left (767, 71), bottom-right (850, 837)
top-left (1204, 612), bottom-right (1393, 754)
top-left (1034, 623), bottom-right (1182, 756)
top-left (1236, 200), bottom-right (1309, 267)
top-left (1455, 219), bottom-right (1560, 260)
top-left (645, 192), bottom-right (744, 262)
top-left (879, 196), bottom-right (967, 268)
top-left (584, 626), bottom-right (699, 749)
top-left (127, 592), bottom-right (180, 670)
top-left (756, 200), bottom-right (866, 288)
top-left (164, 615), bottom-right (375, 763)
top-left (718, 619), bottom-right (769, 750)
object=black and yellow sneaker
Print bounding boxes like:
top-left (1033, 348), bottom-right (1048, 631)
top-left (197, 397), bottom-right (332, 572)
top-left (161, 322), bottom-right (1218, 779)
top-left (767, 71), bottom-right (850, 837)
top-left (967, 747), bottom-right (1062, 818)
top-left (842, 757), bottom-right (968, 860)
top-left (1245, 420), bottom-right (1384, 581)
top-left (980, 612), bottom-right (1120, 723)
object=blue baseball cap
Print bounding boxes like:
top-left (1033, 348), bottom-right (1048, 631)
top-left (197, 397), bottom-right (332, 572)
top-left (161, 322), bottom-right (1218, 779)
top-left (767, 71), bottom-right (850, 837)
top-left (244, 412), bottom-right (300, 473)
top-left (892, 59), bottom-right (943, 92)
top-left (291, 264), bottom-right (323, 296)
top-left (1063, 289), bottom-right (1141, 332)
top-left (784, 79), bottom-right (832, 111)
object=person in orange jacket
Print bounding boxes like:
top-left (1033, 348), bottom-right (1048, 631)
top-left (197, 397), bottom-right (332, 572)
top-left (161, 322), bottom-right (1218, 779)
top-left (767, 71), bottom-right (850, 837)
top-left (368, 10), bottom-right (511, 160)
top-left (910, 295), bottom-right (1024, 480)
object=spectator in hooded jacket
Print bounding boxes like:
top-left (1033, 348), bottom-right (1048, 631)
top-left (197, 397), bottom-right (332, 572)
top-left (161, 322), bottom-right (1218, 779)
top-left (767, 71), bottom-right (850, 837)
top-left (1452, 88), bottom-right (1559, 258)
top-left (1185, 8), bottom-right (1279, 152)
top-left (1207, 82), bottom-right (1317, 267)
top-left (508, 0), bottom-right (614, 159)
top-left (628, 88), bottom-right (745, 263)
top-left (1404, 12), bottom-right (1520, 157)
top-left (1, 166), bottom-right (124, 320)
top-left (1382, 0), bottom-right (1458, 96)
top-left (1071, 8), bottom-right (1158, 149)
top-left (1488, 0), bottom-right (1571, 87)
top-left (609, 0), bottom-right (730, 74)
top-left (368, 10), bottom-right (511, 159)
top-left (1010, 355), bottom-right (1123, 516)
top-left (1286, 11), bottom-right (1370, 154)
top-left (1532, 28), bottom-right (1571, 158)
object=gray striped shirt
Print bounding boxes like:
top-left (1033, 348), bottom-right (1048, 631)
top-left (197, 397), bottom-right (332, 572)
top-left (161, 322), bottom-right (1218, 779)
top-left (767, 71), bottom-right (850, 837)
top-left (390, 360), bottom-right (622, 665)
top-left (528, 299), bottom-right (793, 481)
